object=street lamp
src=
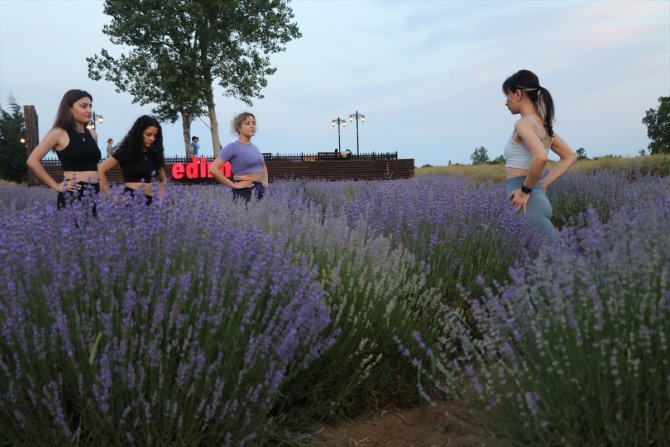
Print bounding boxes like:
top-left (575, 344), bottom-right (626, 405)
top-left (331, 117), bottom-right (346, 153)
top-left (86, 111), bottom-right (104, 130)
top-left (348, 110), bottom-right (365, 157)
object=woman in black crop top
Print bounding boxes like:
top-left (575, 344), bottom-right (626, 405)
top-left (98, 115), bottom-right (166, 204)
top-left (26, 89), bottom-right (102, 209)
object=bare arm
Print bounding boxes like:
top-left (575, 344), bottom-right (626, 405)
top-left (156, 167), bottom-right (167, 203)
top-left (261, 164), bottom-right (269, 188)
top-left (541, 133), bottom-right (577, 190)
top-left (26, 128), bottom-right (76, 192)
top-left (516, 119), bottom-right (548, 188)
top-left (98, 156), bottom-right (119, 196)
top-left (508, 119), bottom-right (548, 213)
top-left (209, 157), bottom-right (252, 189)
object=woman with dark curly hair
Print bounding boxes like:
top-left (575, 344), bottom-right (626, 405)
top-left (98, 115), bottom-right (166, 205)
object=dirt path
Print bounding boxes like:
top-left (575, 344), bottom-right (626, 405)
top-left (310, 401), bottom-right (493, 447)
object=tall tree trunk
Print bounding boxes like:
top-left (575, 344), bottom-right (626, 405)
top-left (205, 90), bottom-right (220, 157)
top-left (180, 112), bottom-right (192, 158)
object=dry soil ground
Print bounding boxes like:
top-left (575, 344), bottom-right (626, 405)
top-left (310, 402), bottom-right (493, 447)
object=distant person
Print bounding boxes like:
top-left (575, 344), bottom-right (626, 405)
top-left (340, 149), bottom-right (352, 159)
top-left (502, 69), bottom-right (576, 239)
top-left (106, 138), bottom-right (114, 157)
top-left (98, 115), bottom-right (166, 205)
top-left (26, 89), bottom-right (102, 209)
top-left (209, 112), bottom-right (268, 202)
top-left (190, 136), bottom-right (200, 157)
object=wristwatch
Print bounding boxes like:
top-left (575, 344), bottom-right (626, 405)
top-left (520, 184), bottom-right (533, 194)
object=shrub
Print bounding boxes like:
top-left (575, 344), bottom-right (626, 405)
top-left (209, 185), bottom-right (444, 424)
top-left (414, 188), bottom-right (670, 445)
top-left (295, 177), bottom-right (542, 302)
top-left (0, 188), bottom-right (331, 446)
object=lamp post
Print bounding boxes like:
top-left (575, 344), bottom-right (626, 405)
top-left (86, 111), bottom-right (104, 130)
top-left (348, 110), bottom-right (365, 157)
top-left (331, 117), bottom-right (346, 153)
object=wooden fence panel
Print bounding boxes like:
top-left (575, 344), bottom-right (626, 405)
top-left (36, 158), bottom-right (414, 186)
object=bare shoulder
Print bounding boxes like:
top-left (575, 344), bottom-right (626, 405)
top-left (48, 127), bottom-right (69, 146)
top-left (513, 117), bottom-right (538, 139)
top-left (39, 127), bottom-right (69, 151)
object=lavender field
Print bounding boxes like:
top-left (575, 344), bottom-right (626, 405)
top-left (1, 170), bottom-right (668, 446)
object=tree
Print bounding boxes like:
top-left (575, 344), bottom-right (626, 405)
top-left (88, 48), bottom-right (207, 156)
top-left (642, 96), bottom-right (670, 154)
top-left (0, 96), bottom-right (28, 183)
top-left (490, 154), bottom-right (505, 165)
top-left (89, 0), bottom-right (301, 156)
top-left (470, 146), bottom-right (490, 165)
top-left (575, 147), bottom-right (588, 160)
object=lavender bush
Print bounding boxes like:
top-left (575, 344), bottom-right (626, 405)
top-left (239, 186), bottom-right (444, 421)
top-left (285, 176), bottom-right (543, 308)
top-left (0, 187), bottom-right (331, 446)
top-left (3, 168), bottom-right (666, 445)
top-left (413, 185), bottom-right (670, 445)
top-left (167, 184), bottom-right (443, 425)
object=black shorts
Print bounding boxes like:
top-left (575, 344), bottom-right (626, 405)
top-left (232, 182), bottom-right (265, 202)
top-left (123, 187), bottom-right (153, 206)
top-left (57, 181), bottom-right (100, 210)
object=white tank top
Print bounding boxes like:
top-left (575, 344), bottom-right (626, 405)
top-left (504, 117), bottom-right (551, 170)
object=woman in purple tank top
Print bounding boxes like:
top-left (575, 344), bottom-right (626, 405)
top-left (209, 112), bottom-right (269, 202)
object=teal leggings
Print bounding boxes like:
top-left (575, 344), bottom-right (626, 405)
top-left (505, 176), bottom-right (556, 240)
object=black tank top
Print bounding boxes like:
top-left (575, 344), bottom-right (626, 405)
top-left (56, 128), bottom-right (102, 171)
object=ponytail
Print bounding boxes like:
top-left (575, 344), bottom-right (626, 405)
top-left (535, 86), bottom-right (555, 137)
top-left (502, 70), bottom-right (555, 137)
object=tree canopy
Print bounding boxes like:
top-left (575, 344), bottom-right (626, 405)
top-left (88, 0), bottom-right (301, 155)
top-left (470, 146), bottom-right (490, 165)
top-left (0, 96), bottom-right (28, 183)
top-left (576, 147), bottom-right (589, 160)
top-left (642, 96), bottom-right (670, 154)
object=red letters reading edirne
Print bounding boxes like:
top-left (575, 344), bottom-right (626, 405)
top-left (171, 157), bottom-right (232, 181)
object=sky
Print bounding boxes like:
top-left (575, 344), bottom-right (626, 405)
top-left (1, 0), bottom-right (668, 166)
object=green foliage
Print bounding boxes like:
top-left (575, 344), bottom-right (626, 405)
top-left (88, 47), bottom-right (206, 125)
top-left (470, 146), bottom-right (490, 165)
top-left (575, 147), bottom-right (588, 160)
top-left (490, 154), bottom-right (505, 165)
top-left (642, 96), bottom-right (670, 154)
top-left (89, 0), bottom-right (301, 154)
top-left (0, 96), bottom-right (28, 183)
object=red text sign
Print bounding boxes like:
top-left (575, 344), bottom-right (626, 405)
top-left (171, 157), bottom-right (232, 180)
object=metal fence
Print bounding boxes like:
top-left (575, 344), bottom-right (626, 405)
top-left (165, 151), bottom-right (398, 163)
top-left (41, 151), bottom-right (398, 166)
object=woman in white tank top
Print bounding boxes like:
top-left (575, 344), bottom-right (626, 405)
top-left (502, 70), bottom-right (577, 239)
